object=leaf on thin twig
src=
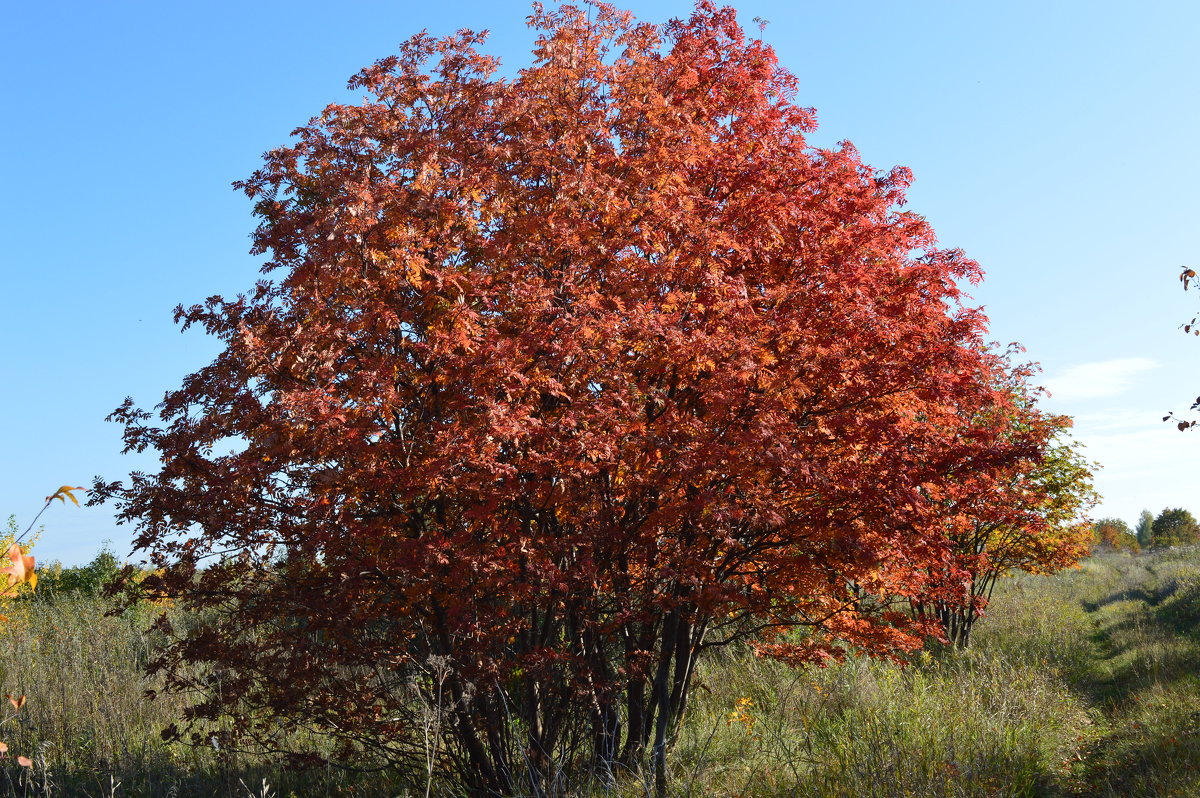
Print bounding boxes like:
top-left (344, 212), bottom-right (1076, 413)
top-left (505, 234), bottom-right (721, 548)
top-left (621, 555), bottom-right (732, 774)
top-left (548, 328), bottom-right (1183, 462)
top-left (44, 486), bottom-right (86, 507)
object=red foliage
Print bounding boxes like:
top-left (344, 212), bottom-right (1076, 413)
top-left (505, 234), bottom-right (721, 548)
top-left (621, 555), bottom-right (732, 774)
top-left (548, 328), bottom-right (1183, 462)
top-left (94, 3), bottom-right (1058, 792)
top-left (910, 377), bottom-right (1096, 647)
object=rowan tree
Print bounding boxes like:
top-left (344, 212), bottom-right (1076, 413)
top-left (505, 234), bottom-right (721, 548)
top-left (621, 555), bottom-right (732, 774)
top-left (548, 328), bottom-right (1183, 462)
top-left (94, 4), bottom-right (1056, 794)
top-left (910, 377), bottom-right (1096, 648)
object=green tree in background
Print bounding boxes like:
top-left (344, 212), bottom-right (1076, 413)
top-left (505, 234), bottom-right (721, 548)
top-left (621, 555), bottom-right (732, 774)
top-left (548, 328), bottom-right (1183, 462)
top-left (35, 542), bottom-right (121, 596)
top-left (1151, 508), bottom-right (1200, 548)
top-left (1135, 509), bottom-right (1155, 548)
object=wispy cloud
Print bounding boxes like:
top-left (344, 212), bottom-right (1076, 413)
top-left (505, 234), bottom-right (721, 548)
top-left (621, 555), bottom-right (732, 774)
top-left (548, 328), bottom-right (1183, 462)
top-left (1042, 358), bottom-right (1158, 401)
top-left (1064, 408), bottom-right (1200, 523)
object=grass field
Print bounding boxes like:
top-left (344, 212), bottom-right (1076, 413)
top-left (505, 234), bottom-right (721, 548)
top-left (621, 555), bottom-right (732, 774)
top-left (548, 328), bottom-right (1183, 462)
top-left (0, 548), bottom-right (1197, 796)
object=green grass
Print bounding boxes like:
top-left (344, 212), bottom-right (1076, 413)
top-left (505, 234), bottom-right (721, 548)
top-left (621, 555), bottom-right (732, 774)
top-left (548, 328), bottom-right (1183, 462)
top-left (661, 568), bottom-right (1099, 798)
top-left (0, 549), bottom-right (1197, 795)
top-left (641, 548), bottom-right (1200, 797)
top-left (1061, 549), bottom-right (1200, 797)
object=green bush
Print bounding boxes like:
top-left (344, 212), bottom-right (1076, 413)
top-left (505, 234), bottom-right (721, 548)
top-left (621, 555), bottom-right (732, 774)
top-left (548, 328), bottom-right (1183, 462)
top-left (34, 543), bottom-right (122, 597)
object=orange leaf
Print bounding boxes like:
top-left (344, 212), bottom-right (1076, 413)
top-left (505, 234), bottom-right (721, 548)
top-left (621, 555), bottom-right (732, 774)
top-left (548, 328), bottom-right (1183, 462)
top-left (16, 756), bottom-right (30, 768)
top-left (0, 741), bottom-right (8, 753)
top-left (6, 695), bottom-right (25, 712)
top-left (44, 486), bottom-right (86, 507)
top-left (0, 546), bottom-right (35, 591)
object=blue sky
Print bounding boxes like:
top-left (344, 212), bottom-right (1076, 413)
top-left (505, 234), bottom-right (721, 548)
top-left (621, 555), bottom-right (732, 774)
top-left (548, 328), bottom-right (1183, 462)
top-left (4, 1), bottom-right (1198, 564)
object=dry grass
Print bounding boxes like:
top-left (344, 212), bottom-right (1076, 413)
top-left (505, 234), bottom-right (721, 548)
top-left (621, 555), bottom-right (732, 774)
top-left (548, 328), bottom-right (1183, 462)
top-left (0, 596), bottom-right (401, 797)
top-left (0, 549), bottom-right (1195, 795)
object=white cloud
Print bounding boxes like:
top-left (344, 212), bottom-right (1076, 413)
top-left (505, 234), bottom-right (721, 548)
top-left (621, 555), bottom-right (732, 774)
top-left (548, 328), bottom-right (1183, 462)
top-left (1042, 358), bottom-right (1159, 401)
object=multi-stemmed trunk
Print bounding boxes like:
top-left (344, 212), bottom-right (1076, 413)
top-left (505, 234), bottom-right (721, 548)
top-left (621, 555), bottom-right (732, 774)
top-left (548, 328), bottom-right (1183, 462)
top-left (429, 600), bottom-right (708, 797)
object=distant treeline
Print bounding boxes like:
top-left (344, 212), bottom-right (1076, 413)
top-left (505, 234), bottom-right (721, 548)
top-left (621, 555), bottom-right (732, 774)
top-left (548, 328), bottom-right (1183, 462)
top-left (29, 542), bottom-right (124, 597)
top-left (1092, 508), bottom-right (1200, 552)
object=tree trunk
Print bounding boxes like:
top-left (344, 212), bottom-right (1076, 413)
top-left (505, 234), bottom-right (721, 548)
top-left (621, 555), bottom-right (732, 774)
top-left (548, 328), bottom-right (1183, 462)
top-left (650, 610), bottom-right (679, 797)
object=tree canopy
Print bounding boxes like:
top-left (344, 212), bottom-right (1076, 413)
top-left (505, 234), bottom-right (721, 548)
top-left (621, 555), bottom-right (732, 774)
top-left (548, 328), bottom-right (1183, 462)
top-left (92, 3), bottom-right (1086, 793)
top-left (1151, 508), bottom-right (1200, 548)
top-left (911, 389), bottom-right (1095, 648)
top-left (1093, 517), bottom-right (1136, 552)
top-left (1135, 509), bottom-right (1155, 549)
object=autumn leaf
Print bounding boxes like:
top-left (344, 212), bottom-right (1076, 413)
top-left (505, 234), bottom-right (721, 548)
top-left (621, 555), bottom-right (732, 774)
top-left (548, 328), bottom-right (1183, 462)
top-left (6, 695), bottom-right (25, 712)
top-left (44, 486), bottom-right (86, 507)
top-left (16, 756), bottom-right (30, 768)
top-left (0, 547), bottom-right (35, 592)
